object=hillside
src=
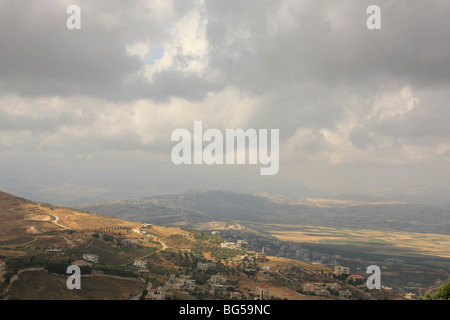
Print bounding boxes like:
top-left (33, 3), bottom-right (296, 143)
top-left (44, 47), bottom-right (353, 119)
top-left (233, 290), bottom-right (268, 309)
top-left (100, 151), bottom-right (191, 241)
top-left (2, 190), bottom-right (388, 301)
top-left (71, 190), bottom-right (450, 291)
top-left (73, 190), bottom-right (450, 235)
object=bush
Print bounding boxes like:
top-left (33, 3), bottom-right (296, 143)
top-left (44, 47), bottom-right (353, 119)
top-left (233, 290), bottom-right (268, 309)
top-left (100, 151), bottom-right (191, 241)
top-left (103, 234), bottom-right (114, 242)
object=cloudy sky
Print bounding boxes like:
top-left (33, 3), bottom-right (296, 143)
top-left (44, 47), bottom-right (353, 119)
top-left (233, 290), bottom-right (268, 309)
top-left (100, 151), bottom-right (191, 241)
top-left (1, 0), bottom-right (450, 204)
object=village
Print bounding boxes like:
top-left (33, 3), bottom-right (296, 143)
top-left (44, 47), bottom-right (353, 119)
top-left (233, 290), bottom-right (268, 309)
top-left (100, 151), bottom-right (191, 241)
top-left (0, 221), bottom-right (420, 300)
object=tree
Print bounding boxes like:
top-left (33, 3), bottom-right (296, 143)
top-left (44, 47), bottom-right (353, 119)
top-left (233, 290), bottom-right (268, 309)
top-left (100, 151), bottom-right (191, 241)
top-left (421, 280), bottom-right (450, 300)
top-left (140, 289), bottom-right (148, 300)
top-left (3, 272), bottom-right (14, 284)
top-left (432, 280), bottom-right (450, 300)
top-left (103, 234), bottom-right (114, 242)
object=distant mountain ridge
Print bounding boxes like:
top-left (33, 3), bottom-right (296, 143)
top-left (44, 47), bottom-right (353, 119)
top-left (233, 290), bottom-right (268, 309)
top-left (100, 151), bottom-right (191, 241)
top-left (73, 190), bottom-right (450, 235)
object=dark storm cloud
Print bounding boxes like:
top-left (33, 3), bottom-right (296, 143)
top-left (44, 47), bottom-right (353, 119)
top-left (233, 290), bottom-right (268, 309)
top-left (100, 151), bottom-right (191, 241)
top-left (0, 0), bottom-right (216, 101)
top-left (1, 0), bottom-right (450, 199)
top-left (205, 0), bottom-right (450, 92)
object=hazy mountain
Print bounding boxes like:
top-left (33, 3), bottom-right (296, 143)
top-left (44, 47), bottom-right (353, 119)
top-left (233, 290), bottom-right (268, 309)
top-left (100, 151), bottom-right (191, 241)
top-left (0, 162), bottom-right (320, 206)
top-left (73, 190), bottom-right (450, 235)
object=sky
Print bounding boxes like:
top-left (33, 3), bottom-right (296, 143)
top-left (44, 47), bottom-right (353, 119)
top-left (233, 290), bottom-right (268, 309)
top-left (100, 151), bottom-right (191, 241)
top-left (1, 0), bottom-right (450, 204)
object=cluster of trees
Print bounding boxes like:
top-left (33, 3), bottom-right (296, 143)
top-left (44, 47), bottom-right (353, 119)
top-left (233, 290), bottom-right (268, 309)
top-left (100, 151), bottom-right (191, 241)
top-left (421, 280), bottom-right (450, 300)
top-left (94, 266), bottom-right (137, 278)
top-left (3, 257), bottom-right (43, 273)
top-left (46, 261), bottom-right (92, 275)
top-left (174, 252), bottom-right (197, 268)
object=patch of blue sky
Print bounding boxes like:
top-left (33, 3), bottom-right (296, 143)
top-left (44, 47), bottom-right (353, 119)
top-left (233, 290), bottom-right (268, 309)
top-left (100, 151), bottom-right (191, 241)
top-left (148, 46), bottom-right (165, 65)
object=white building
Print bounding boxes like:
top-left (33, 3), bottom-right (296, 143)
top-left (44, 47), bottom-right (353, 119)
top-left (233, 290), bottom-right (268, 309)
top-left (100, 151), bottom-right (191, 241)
top-left (334, 265), bottom-right (350, 275)
top-left (146, 288), bottom-right (167, 300)
top-left (185, 279), bottom-right (196, 291)
top-left (83, 254), bottom-right (99, 263)
top-left (197, 262), bottom-right (216, 272)
top-left (221, 242), bottom-right (237, 249)
top-left (255, 285), bottom-right (270, 300)
top-left (133, 260), bottom-right (147, 268)
top-left (236, 240), bottom-right (248, 249)
top-left (209, 274), bottom-right (227, 285)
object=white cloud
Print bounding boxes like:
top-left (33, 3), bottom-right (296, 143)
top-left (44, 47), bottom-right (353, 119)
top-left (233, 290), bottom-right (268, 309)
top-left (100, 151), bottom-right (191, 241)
top-left (126, 42), bottom-right (150, 60)
top-left (371, 86), bottom-right (419, 120)
top-left (0, 87), bottom-right (261, 155)
top-left (283, 85), bottom-right (450, 166)
top-left (144, 0), bottom-right (209, 82)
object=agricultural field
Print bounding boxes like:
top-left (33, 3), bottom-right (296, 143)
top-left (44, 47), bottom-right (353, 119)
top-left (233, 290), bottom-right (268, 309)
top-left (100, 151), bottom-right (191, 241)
top-left (244, 222), bottom-right (450, 259)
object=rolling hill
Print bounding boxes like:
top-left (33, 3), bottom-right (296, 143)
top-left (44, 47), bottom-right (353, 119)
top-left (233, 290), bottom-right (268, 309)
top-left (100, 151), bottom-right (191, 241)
top-left (73, 190), bottom-right (450, 235)
top-left (4, 190), bottom-right (375, 301)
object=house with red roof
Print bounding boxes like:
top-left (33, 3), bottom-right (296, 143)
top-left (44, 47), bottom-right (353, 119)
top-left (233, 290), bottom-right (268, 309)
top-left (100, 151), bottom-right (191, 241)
top-left (347, 274), bottom-right (365, 284)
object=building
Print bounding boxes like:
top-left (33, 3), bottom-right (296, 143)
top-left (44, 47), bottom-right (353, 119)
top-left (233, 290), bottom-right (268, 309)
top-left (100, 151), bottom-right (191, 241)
top-left (334, 265), bottom-right (350, 276)
top-left (236, 240), bottom-right (248, 249)
top-left (133, 260), bottom-right (147, 269)
top-left (141, 223), bottom-right (152, 229)
top-left (221, 242), bottom-right (237, 249)
top-left (404, 293), bottom-right (417, 300)
top-left (146, 288), bottom-right (167, 300)
top-left (315, 287), bottom-right (328, 296)
top-left (185, 279), bottom-right (196, 291)
top-left (230, 292), bottom-right (244, 300)
top-left (209, 274), bottom-right (227, 285)
top-left (328, 283), bottom-right (341, 291)
top-left (256, 248), bottom-right (267, 262)
top-left (211, 231), bottom-right (220, 235)
top-left (347, 274), bottom-right (365, 283)
top-left (83, 254), bottom-right (99, 263)
top-left (121, 239), bottom-right (136, 247)
top-left (384, 258), bottom-right (404, 265)
top-left (339, 290), bottom-right (352, 299)
top-left (167, 274), bottom-right (196, 291)
top-left (46, 249), bottom-right (63, 254)
top-left (303, 283), bottom-right (332, 296)
top-left (211, 284), bottom-right (226, 295)
top-left (255, 285), bottom-right (270, 300)
top-left (302, 283), bottom-right (317, 294)
top-left (72, 260), bottom-right (92, 267)
top-left (197, 262), bottom-right (216, 272)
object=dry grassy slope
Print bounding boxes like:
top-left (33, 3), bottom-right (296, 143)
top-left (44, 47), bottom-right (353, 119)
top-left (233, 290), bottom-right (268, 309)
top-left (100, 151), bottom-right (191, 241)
top-left (0, 191), bottom-right (140, 238)
top-left (0, 191), bottom-right (325, 261)
top-left (0, 191), bottom-right (343, 301)
top-left (9, 270), bottom-right (145, 300)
